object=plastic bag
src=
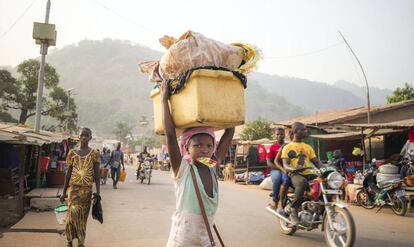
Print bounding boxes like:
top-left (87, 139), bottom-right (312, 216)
top-left (92, 194), bottom-right (103, 224)
top-left (119, 170), bottom-right (127, 182)
top-left (159, 31), bottom-right (244, 80)
top-left (259, 176), bottom-right (273, 190)
top-left (352, 147), bottom-right (361, 156)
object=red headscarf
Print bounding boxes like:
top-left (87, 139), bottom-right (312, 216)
top-left (179, 127), bottom-right (216, 163)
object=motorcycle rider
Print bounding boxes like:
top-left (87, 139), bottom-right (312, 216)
top-left (267, 128), bottom-right (290, 214)
top-left (282, 122), bottom-right (323, 226)
top-left (137, 146), bottom-right (150, 177)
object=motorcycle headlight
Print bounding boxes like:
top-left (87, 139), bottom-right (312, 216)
top-left (327, 172), bottom-right (344, 189)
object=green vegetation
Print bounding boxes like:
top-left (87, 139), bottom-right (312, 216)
top-left (240, 117), bottom-right (274, 141)
top-left (112, 120), bottom-right (133, 144)
top-left (387, 83), bottom-right (414, 103)
top-left (0, 60), bottom-right (77, 132)
top-left (0, 111), bottom-right (17, 123)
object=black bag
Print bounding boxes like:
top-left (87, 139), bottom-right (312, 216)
top-left (92, 193), bottom-right (103, 224)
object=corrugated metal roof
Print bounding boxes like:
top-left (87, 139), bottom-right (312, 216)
top-left (311, 128), bottom-right (405, 140)
top-left (0, 130), bottom-right (23, 142)
top-left (0, 123), bottom-right (69, 145)
top-left (279, 99), bottom-right (414, 126)
top-left (346, 119), bottom-right (414, 129)
top-left (311, 132), bottom-right (362, 140)
top-left (237, 138), bottom-right (276, 145)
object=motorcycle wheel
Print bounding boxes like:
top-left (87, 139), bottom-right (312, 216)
top-left (408, 167), bottom-right (414, 177)
top-left (356, 190), bottom-right (375, 209)
top-left (390, 193), bottom-right (408, 216)
top-left (278, 218), bottom-right (296, 235)
top-left (146, 170), bottom-right (151, 185)
top-left (323, 207), bottom-right (356, 247)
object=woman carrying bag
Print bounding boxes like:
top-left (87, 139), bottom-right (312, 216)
top-left (60, 127), bottom-right (101, 247)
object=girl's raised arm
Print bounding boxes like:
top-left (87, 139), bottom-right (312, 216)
top-left (160, 81), bottom-right (182, 175)
top-left (215, 127), bottom-right (235, 164)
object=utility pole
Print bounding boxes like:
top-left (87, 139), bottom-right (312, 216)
top-left (65, 88), bottom-right (75, 133)
top-left (339, 31), bottom-right (372, 162)
top-left (32, 0), bottom-right (56, 188)
top-left (339, 31), bottom-right (371, 124)
top-left (67, 90), bottom-right (70, 131)
top-left (34, 0), bottom-right (52, 133)
top-left (139, 116), bottom-right (149, 151)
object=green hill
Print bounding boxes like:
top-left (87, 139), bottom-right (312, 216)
top-left (9, 39), bottom-right (388, 137)
top-left (43, 39), bottom-right (304, 137)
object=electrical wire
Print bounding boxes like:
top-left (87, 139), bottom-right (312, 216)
top-left (0, 0), bottom-right (38, 40)
top-left (90, 0), bottom-right (159, 37)
top-left (264, 41), bottom-right (344, 60)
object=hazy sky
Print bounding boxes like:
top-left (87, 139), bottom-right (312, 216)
top-left (1, 0), bottom-right (413, 89)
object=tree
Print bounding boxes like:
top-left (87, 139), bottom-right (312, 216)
top-left (387, 83), bottom-right (414, 103)
top-left (240, 117), bottom-right (274, 141)
top-left (112, 120), bottom-right (133, 144)
top-left (0, 112), bottom-right (18, 123)
top-left (0, 59), bottom-right (78, 131)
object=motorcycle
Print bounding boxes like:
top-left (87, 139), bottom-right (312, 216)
top-left (136, 157), bottom-right (152, 184)
top-left (267, 165), bottom-right (356, 247)
top-left (356, 160), bottom-right (408, 216)
top-left (162, 157), bottom-right (171, 171)
top-left (399, 149), bottom-right (414, 178)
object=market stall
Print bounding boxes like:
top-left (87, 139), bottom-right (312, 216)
top-left (346, 119), bottom-right (414, 210)
top-left (231, 138), bottom-right (275, 184)
top-left (0, 124), bottom-right (76, 189)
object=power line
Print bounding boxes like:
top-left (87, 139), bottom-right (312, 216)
top-left (264, 41), bottom-right (344, 60)
top-left (90, 0), bottom-right (159, 37)
top-left (0, 0), bottom-right (38, 40)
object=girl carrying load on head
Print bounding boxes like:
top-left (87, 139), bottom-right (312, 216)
top-left (160, 80), bottom-right (235, 247)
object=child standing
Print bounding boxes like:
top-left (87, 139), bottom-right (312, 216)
top-left (160, 81), bottom-right (235, 247)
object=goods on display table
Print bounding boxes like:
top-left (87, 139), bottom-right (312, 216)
top-left (377, 164), bottom-right (400, 187)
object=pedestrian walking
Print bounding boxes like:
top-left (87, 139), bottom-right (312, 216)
top-left (108, 143), bottom-right (125, 189)
top-left (100, 147), bottom-right (110, 185)
top-left (60, 127), bottom-right (101, 247)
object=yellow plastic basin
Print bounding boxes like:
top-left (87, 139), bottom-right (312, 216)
top-left (151, 69), bottom-right (245, 135)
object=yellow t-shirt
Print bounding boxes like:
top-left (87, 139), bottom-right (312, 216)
top-left (281, 142), bottom-right (317, 175)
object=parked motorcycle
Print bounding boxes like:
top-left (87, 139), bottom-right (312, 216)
top-left (356, 160), bottom-right (408, 216)
top-left (136, 157), bottom-right (152, 184)
top-left (267, 165), bottom-right (356, 247)
top-left (399, 149), bottom-right (414, 178)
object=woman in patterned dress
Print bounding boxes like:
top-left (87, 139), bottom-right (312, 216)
top-left (60, 127), bottom-right (100, 247)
